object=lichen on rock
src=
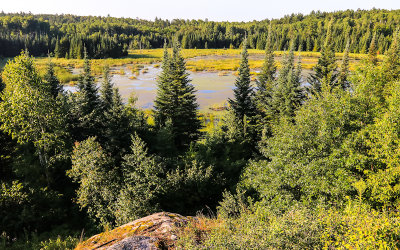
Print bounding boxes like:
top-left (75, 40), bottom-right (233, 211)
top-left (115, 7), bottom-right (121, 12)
top-left (75, 212), bottom-right (192, 250)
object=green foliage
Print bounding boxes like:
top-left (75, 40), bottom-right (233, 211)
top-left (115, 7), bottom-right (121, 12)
top-left (382, 29), bottom-right (400, 82)
top-left (0, 181), bottom-right (68, 241)
top-left (43, 58), bottom-right (63, 98)
top-left (178, 203), bottom-right (400, 249)
top-left (4, 9), bottom-right (400, 249)
top-left (228, 38), bottom-right (255, 121)
top-left (99, 65), bottom-right (113, 111)
top-left (39, 236), bottom-right (78, 250)
top-left (269, 44), bottom-right (304, 120)
top-left (243, 88), bottom-right (357, 210)
top-left (69, 50), bottom-right (101, 141)
top-left (0, 51), bottom-right (68, 186)
top-left (154, 41), bottom-right (201, 150)
top-left (162, 159), bottom-right (219, 215)
top-left (338, 40), bottom-right (350, 89)
top-left (254, 25), bottom-right (276, 135)
top-left (308, 20), bottom-right (339, 94)
top-left (360, 81), bottom-right (400, 208)
top-left (115, 134), bottom-right (165, 224)
top-left (68, 137), bottom-right (118, 227)
top-left (368, 32), bottom-right (379, 65)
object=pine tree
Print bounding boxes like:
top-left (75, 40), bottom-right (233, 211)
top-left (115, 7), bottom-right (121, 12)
top-left (257, 24), bottom-right (276, 95)
top-left (368, 32), bottom-right (378, 65)
top-left (100, 65), bottom-right (113, 111)
top-left (254, 25), bottom-right (276, 136)
top-left (44, 57), bottom-right (63, 98)
top-left (54, 38), bottom-right (61, 58)
top-left (269, 43), bottom-right (304, 119)
top-left (382, 29), bottom-right (400, 81)
top-left (228, 38), bottom-right (255, 121)
top-left (154, 41), bottom-right (201, 150)
top-left (103, 87), bottom-right (130, 157)
top-left (116, 134), bottom-right (164, 224)
top-left (77, 48), bottom-right (99, 111)
top-left (71, 48), bottom-right (101, 141)
top-left (338, 40), bottom-right (350, 90)
top-left (154, 41), bottom-right (171, 126)
top-left (308, 20), bottom-right (338, 94)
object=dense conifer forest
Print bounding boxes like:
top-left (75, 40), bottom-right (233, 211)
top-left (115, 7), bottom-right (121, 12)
top-left (2, 7), bottom-right (400, 249)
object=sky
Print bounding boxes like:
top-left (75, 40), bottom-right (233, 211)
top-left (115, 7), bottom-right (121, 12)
top-left (2, 0), bottom-right (400, 21)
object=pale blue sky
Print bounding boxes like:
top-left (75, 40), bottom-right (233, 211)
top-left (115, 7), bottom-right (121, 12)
top-left (2, 0), bottom-right (400, 21)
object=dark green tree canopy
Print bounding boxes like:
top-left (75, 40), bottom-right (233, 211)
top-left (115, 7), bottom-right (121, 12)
top-left (154, 41), bottom-right (201, 150)
top-left (229, 38), bottom-right (255, 121)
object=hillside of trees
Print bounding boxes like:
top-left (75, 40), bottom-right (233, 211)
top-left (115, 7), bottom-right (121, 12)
top-left (1, 8), bottom-right (400, 59)
top-left (2, 10), bottom-right (400, 248)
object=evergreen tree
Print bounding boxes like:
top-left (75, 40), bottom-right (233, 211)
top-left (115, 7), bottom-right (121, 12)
top-left (100, 65), bottom-right (113, 111)
top-left (338, 40), bottom-right (350, 90)
top-left (154, 41), bottom-right (201, 150)
top-left (269, 43), bottom-right (304, 119)
top-left (368, 32), bottom-right (378, 65)
top-left (54, 38), bottom-right (61, 58)
top-left (228, 38), bottom-right (255, 121)
top-left (254, 25), bottom-right (276, 136)
top-left (382, 29), bottom-right (400, 81)
top-left (103, 87), bottom-right (131, 158)
top-left (308, 20), bottom-right (338, 94)
top-left (154, 42), bottom-right (171, 126)
top-left (115, 134), bottom-right (164, 224)
top-left (256, 24), bottom-right (276, 97)
top-left (70, 48), bottom-right (101, 141)
top-left (44, 57), bottom-right (63, 98)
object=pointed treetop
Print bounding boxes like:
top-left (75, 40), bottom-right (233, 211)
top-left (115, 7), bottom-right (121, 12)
top-left (44, 56), bottom-right (63, 98)
top-left (338, 40), bottom-right (350, 90)
top-left (383, 28), bottom-right (400, 81)
top-left (368, 32), bottom-right (378, 65)
top-left (229, 37), bottom-right (255, 121)
top-left (100, 65), bottom-right (114, 111)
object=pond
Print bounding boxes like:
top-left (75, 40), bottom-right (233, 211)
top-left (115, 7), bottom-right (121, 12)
top-left (65, 65), bottom-right (237, 110)
top-left (64, 64), bottom-right (312, 111)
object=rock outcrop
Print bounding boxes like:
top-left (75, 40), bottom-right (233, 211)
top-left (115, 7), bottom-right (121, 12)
top-left (75, 212), bottom-right (191, 250)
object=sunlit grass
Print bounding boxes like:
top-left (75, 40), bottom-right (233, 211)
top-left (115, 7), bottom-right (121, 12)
top-left (25, 49), bottom-right (377, 84)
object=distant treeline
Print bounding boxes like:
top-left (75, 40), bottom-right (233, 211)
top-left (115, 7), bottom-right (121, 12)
top-left (0, 8), bottom-right (399, 58)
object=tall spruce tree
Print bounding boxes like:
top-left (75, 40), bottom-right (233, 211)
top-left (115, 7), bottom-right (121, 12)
top-left (256, 24), bottom-right (276, 95)
top-left (44, 57), bottom-right (63, 98)
top-left (254, 25), bottom-right (276, 136)
top-left (154, 42), bottom-right (172, 126)
top-left (103, 87), bottom-right (131, 157)
top-left (70, 48), bottom-right (101, 141)
top-left (368, 32), bottom-right (378, 65)
top-left (228, 38), bottom-right (255, 121)
top-left (269, 43), bottom-right (304, 119)
top-left (308, 20), bottom-right (338, 94)
top-left (338, 40), bottom-right (350, 90)
top-left (154, 41), bottom-right (201, 150)
top-left (100, 65), bottom-right (113, 111)
top-left (382, 29), bottom-right (400, 82)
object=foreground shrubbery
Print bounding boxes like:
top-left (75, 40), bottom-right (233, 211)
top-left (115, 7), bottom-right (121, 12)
top-left (177, 203), bottom-right (400, 249)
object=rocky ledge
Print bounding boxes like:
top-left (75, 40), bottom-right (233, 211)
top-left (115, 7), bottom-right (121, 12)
top-left (75, 212), bottom-right (192, 249)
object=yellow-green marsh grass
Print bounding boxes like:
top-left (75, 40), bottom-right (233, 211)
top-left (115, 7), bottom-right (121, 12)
top-left (28, 49), bottom-right (372, 84)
